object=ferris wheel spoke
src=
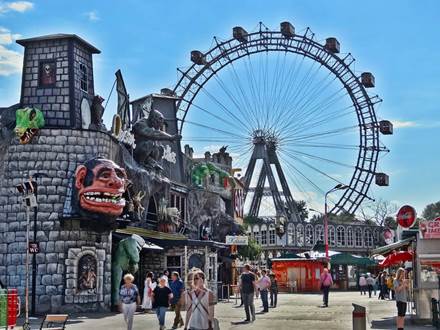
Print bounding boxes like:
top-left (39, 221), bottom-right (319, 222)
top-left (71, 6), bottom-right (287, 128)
top-left (183, 119), bottom-right (249, 139)
top-left (291, 105), bottom-right (356, 136)
top-left (197, 84), bottom-right (253, 131)
top-left (280, 141), bottom-right (359, 150)
top-left (181, 99), bottom-right (248, 132)
top-left (289, 88), bottom-right (349, 133)
top-left (279, 150), bottom-right (345, 185)
top-left (267, 53), bottom-right (304, 132)
top-left (279, 147), bottom-right (355, 169)
top-left (281, 125), bottom-right (358, 143)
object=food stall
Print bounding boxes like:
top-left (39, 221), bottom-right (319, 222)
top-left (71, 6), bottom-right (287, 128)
top-left (414, 217), bottom-right (440, 320)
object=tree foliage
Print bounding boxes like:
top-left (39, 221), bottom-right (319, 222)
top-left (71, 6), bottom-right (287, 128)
top-left (357, 198), bottom-right (398, 227)
top-left (296, 200), bottom-right (309, 221)
top-left (237, 237), bottom-right (262, 261)
top-left (422, 201), bottom-right (440, 220)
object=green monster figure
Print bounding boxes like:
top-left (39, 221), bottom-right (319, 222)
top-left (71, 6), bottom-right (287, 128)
top-left (192, 162), bottom-right (235, 188)
top-left (14, 107), bottom-right (45, 144)
top-left (111, 234), bottom-right (145, 306)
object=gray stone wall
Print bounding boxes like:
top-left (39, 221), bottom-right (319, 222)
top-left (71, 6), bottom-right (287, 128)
top-left (19, 38), bottom-right (95, 129)
top-left (20, 39), bottom-right (72, 127)
top-left (0, 129), bottom-right (118, 313)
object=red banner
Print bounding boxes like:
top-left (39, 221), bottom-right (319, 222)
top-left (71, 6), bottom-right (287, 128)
top-left (419, 217), bottom-right (440, 239)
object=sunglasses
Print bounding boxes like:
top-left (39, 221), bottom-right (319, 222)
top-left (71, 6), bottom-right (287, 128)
top-left (194, 276), bottom-right (204, 280)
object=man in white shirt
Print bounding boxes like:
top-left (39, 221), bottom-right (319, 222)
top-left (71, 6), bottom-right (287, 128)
top-left (257, 269), bottom-right (271, 313)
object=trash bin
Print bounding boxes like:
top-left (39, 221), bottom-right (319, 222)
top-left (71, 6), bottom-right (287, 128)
top-left (352, 303), bottom-right (366, 330)
top-left (0, 289), bottom-right (7, 328)
top-left (7, 289), bottom-right (19, 329)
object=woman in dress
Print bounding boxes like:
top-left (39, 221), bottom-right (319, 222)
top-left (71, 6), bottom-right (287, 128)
top-left (119, 273), bottom-right (140, 330)
top-left (184, 270), bottom-right (215, 330)
top-left (141, 271), bottom-right (156, 312)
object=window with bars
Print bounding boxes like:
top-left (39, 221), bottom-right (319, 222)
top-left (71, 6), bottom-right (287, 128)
top-left (365, 229), bottom-right (373, 247)
top-left (347, 227), bottom-right (353, 247)
top-left (287, 223), bottom-right (295, 245)
top-left (315, 225), bottom-right (324, 243)
top-left (296, 224), bottom-right (304, 247)
top-left (355, 227), bottom-right (363, 247)
top-left (261, 225), bottom-right (267, 246)
top-left (305, 225), bottom-right (314, 246)
top-left (80, 63), bottom-right (88, 93)
top-left (269, 225), bottom-right (276, 245)
top-left (166, 255), bottom-right (182, 276)
top-left (336, 226), bottom-right (345, 247)
top-left (328, 226), bottom-right (335, 246)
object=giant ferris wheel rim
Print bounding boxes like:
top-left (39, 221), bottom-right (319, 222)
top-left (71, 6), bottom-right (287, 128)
top-left (173, 25), bottom-right (383, 215)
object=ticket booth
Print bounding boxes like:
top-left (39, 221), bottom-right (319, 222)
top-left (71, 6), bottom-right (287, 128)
top-left (414, 218), bottom-right (440, 320)
top-left (271, 258), bottom-right (325, 292)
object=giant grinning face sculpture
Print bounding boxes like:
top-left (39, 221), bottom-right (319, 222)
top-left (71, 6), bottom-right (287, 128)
top-left (74, 158), bottom-right (128, 217)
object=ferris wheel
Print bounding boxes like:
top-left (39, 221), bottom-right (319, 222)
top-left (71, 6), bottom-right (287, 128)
top-left (173, 22), bottom-right (392, 216)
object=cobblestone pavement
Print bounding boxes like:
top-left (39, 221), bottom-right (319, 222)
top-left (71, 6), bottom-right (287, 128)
top-left (20, 291), bottom-right (434, 330)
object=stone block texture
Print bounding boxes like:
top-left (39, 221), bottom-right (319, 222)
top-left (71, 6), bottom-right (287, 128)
top-left (0, 129), bottom-right (118, 313)
top-left (20, 39), bottom-right (95, 129)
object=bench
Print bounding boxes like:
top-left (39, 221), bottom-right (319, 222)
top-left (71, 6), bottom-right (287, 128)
top-left (39, 314), bottom-right (69, 330)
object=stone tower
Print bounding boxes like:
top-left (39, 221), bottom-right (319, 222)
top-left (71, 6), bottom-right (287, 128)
top-left (17, 34), bottom-right (100, 128)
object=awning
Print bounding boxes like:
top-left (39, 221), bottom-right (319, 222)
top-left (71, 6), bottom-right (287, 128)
top-left (370, 237), bottom-right (415, 256)
top-left (143, 241), bottom-right (163, 251)
top-left (331, 252), bottom-right (377, 266)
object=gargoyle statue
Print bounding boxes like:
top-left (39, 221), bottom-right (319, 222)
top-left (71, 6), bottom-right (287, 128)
top-left (157, 197), bottom-right (181, 233)
top-left (132, 109), bottom-right (180, 171)
top-left (14, 107), bottom-right (45, 144)
top-left (89, 95), bottom-right (106, 131)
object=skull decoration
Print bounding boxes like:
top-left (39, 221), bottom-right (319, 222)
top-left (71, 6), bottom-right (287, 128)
top-left (74, 157), bottom-right (128, 218)
top-left (14, 107), bottom-right (45, 144)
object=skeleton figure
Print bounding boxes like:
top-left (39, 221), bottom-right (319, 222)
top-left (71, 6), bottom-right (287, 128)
top-left (132, 191), bottom-right (146, 219)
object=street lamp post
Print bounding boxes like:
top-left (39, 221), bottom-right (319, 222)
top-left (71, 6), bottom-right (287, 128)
top-left (324, 184), bottom-right (349, 260)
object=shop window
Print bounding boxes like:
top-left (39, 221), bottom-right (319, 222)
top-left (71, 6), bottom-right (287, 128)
top-left (315, 225), bottom-right (324, 243)
top-left (261, 224), bottom-right (267, 246)
top-left (253, 225), bottom-right (260, 245)
top-left (347, 227), bottom-right (353, 247)
top-left (208, 256), bottom-right (216, 281)
top-left (296, 224), bottom-right (304, 247)
top-left (355, 227), bottom-right (363, 247)
top-left (166, 255), bottom-right (182, 276)
top-left (287, 223), bottom-right (295, 245)
top-left (337, 226), bottom-right (345, 247)
top-left (80, 63), bottom-right (88, 92)
top-left (269, 224), bottom-right (276, 245)
top-left (365, 229), bottom-right (373, 247)
top-left (328, 226), bottom-right (335, 246)
top-left (305, 224), bottom-right (314, 246)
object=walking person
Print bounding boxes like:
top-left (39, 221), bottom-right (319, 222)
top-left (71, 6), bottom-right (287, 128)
top-left (366, 273), bottom-right (375, 298)
top-left (378, 272), bottom-right (387, 300)
top-left (359, 274), bottom-right (367, 295)
top-left (170, 271), bottom-right (185, 329)
top-left (269, 273), bottom-right (278, 308)
top-left (257, 270), bottom-right (271, 313)
top-left (184, 270), bottom-right (215, 330)
top-left (153, 276), bottom-right (173, 330)
top-left (119, 273), bottom-right (140, 330)
top-left (141, 272), bottom-right (156, 312)
top-left (320, 268), bottom-right (333, 308)
top-left (394, 268), bottom-right (409, 330)
top-left (239, 264), bottom-right (256, 323)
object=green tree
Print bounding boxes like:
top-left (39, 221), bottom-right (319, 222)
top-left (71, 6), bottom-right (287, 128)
top-left (296, 200), bottom-right (309, 221)
top-left (238, 237), bottom-right (262, 261)
top-left (422, 201), bottom-right (440, 220)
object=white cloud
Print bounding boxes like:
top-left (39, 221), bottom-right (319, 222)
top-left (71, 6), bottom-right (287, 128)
top-left (0, 26), bottom-right (22, 75)
top-left (392, 120), bottom-right (417, 129)
top-left (0, 44), bottom-right (22, 75)
top-left (0, 1), bottom-right (33, 13)
top-left (0, 26), bottom-right (21, 44)
top-left (84, 10), bottom-right (99, 22)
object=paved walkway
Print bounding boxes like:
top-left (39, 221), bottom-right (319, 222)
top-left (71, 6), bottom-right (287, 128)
top-left (18, 291), bottom-right (435, 330)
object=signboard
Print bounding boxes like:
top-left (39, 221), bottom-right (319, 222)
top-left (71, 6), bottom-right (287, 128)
top-left (28, 242), bottom-right (39, 254)
top-left (419, 217), bottom-right (440, 239)
top-left (383, 228), bottom-right (395, 244)
top-left (225, 235), bottom-right (248, 245)
top-left (396, 205), bottom-right (417, 228)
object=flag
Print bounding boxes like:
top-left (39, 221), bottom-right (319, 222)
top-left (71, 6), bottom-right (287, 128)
top-left (115, 69), bottom-right (130, 130)
top-left (234, 188), bottom-right (244, 218)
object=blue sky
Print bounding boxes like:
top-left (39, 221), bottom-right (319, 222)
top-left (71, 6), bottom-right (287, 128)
top-left (0, 0), bottom-right (439, 216)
